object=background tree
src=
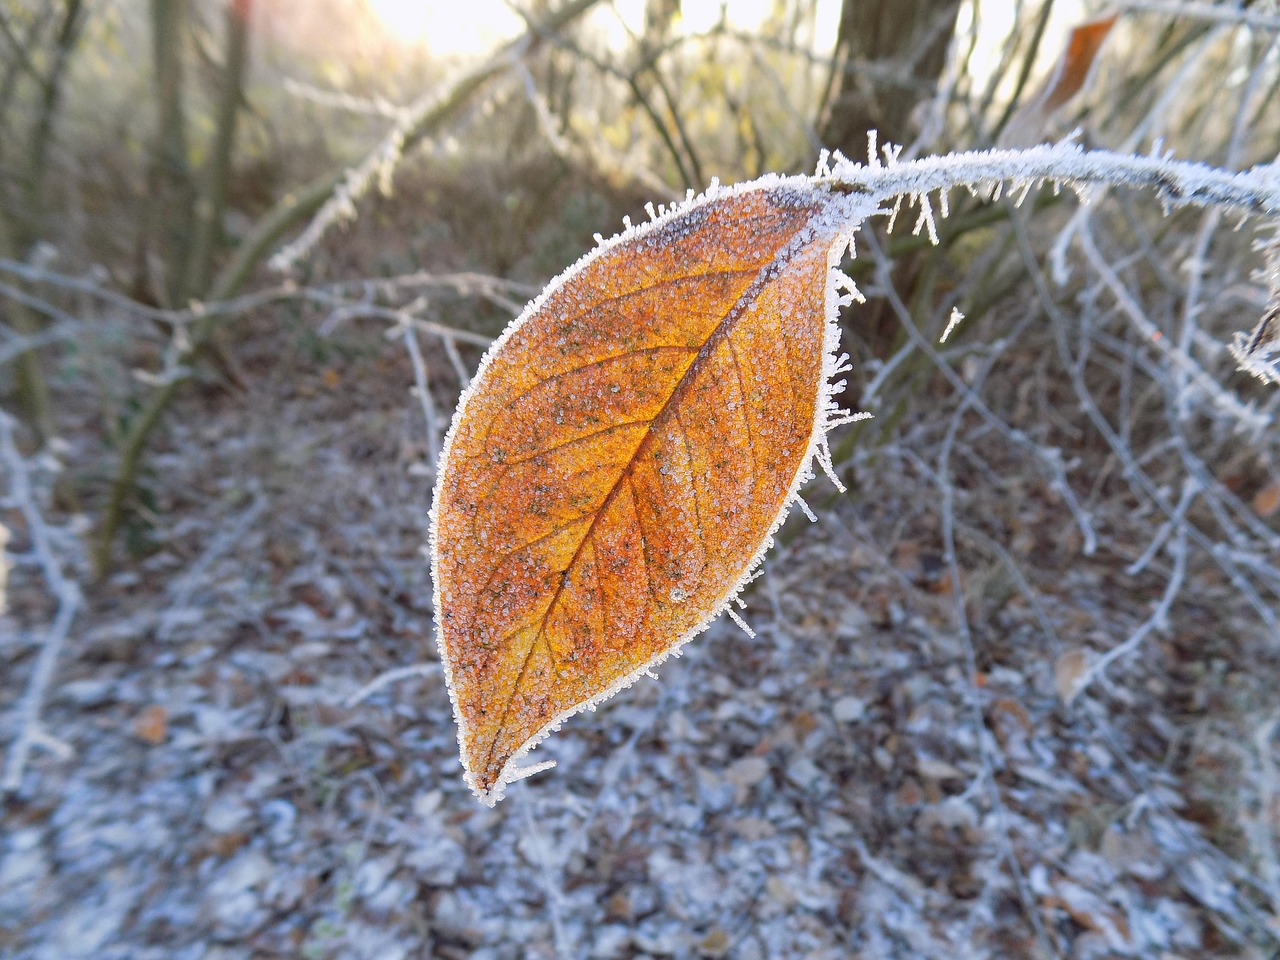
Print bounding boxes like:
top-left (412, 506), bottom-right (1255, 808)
top-left (816, 0), bottom-right (963, 155)
top-left (0, 0), bottom-right (87, 442)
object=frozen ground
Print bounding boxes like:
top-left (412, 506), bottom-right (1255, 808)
top-left (4, 263), bottom-right (1280, 960)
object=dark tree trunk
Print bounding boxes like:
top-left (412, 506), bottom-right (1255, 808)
top-left (818, 0), bottom-right (963, 156)
top-left (818, 0), bottom-right (964, 371)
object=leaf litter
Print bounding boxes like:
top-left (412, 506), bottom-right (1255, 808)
top-left (3, 192), bottom-right (1280, 960)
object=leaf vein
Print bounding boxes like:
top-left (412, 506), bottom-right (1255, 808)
top-left (726, 338), bottom-right (760, 481)
top-left (493, 345), bottom-right (699, 425)
top-left (672, 411), bottom-right (707, 557)
top-left (627, 472), bottom-right (657, 607)
top-left (504, 418), bottom-right (654, 468)
top-left (473, 205), bottom-right (831, 778)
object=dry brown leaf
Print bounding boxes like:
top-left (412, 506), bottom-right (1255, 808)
top-left (1054, 648), bottom-right (1090, 704)
top-left (1252, 478), bottom-right (1280, 517)
top-left (999, 14), bottom-right (1119, 148)
top-left (431, 179), bottom-right (863, 803)
top-left (132, 704), bottom-right (169, 745)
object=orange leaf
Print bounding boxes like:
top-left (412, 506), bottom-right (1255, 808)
top-left (1039, 15), bottom-right (1118, 115)
top-left (132, 704), bottom-right (169, 745)
top-left (1253, 478), bottom-right (1280, 517)
top-left (431, 180), bottom-right (864, 803)
top-left (999, 14), bottom-right (1119, 148)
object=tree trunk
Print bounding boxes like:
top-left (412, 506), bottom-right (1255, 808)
top-left (149, 0), bottom-right (196, 307)
top-left (0, 0), bottom-right (87, 444)
top-left (817, 0), bottom-right (962, 156)
top-left (184, 0), bottom-right (252, 299)
top-left (818, 0), bottom-right (963, 370)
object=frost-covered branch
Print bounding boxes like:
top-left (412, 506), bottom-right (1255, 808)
top-left (1, 412), bottom-right (81, 794)
top-left (268, 46), bottom-right (527, 272)
top-left (1119, 0), bottom-right (1280, 31)
top-left (344, 663), bottom-right (442, 708)
top-left (1070, 480), bottom-right (1196, 700)
top-left (823, 140), bottom-right (1280, 216)
top-left (0, 257), bottom-right (507, 344)
top-left (269, 0), bottom-right (607, 272)
top-left (825, 138), bottom-right (1280, 390)
top-left (1231, 233), bottom-right (1280, 384)
top-left (1075, 217), bottom-right (1266, 433)
top-left (396, 299), bottom-right (443, 475)
top-left (282, 77), bottom-right (406, 119)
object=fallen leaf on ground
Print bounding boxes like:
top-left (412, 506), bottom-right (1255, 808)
top-left (1055, 648), bottom-right (1090, 704)
top-left (132, 704), bottom-right (169, 745)
top-left (1252, 478), bottom-right (1280, 517)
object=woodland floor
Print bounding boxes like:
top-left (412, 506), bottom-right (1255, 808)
top-left (3, 256), bottom-right (1280, 960)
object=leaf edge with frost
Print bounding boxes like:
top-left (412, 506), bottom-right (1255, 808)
top-left (429, 174), bottom-right (877, 805)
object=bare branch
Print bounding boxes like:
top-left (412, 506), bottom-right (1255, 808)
top-left (1, 411), bottom-right (81, 794)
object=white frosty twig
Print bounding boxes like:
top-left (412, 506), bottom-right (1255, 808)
top-left (1119, 0), bottom-right (1280, 31)
top-left (1231, 231), bottom-right (1280, 383)
top-left (825, 141), bottom-right (1280, 216)
top-left (939, 306), bottom-right (965, 344)
top-left (399, 304), bottom-right (443, 475)
top-left (344, 662), bottom-right (442, 708)
top-left (0, 256), bottom-right (511, 344)
top-left (1250, 713), bottom-right (1280, 917)
top-left (270, 42), bottom-right (528, 272)
top-left (1012, 213), bottom-right (1280, 636)
top-left (1071, 480), bottom-right (1196, 700)
top-left (1075, 218), bottom-right (1267, 434)
top-left (829, 140), bottom-right (1280, 424)
top-left (282, 77), bottom-right (407, 120)
top-left (864, 230), bottom-right (1101, 554)
top-left (1, 412), bottom-right (81, 794)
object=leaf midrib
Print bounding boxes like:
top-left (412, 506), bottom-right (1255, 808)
top-left (477, 221), bottom-right (831, 782)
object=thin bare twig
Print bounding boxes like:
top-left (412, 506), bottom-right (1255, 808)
top-left (396, 300), bottom-right (443, 475)
top-left (344, 663), bottom-right (442, 708)
top-left (1, 411), bottom-right (81, 793)
top-left (0, 257), bottom-right (519, 340)
top-left (1119, 1), bottom-right (1280, 31)
top-left (1073, 482), bottom-right (1195, 697)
